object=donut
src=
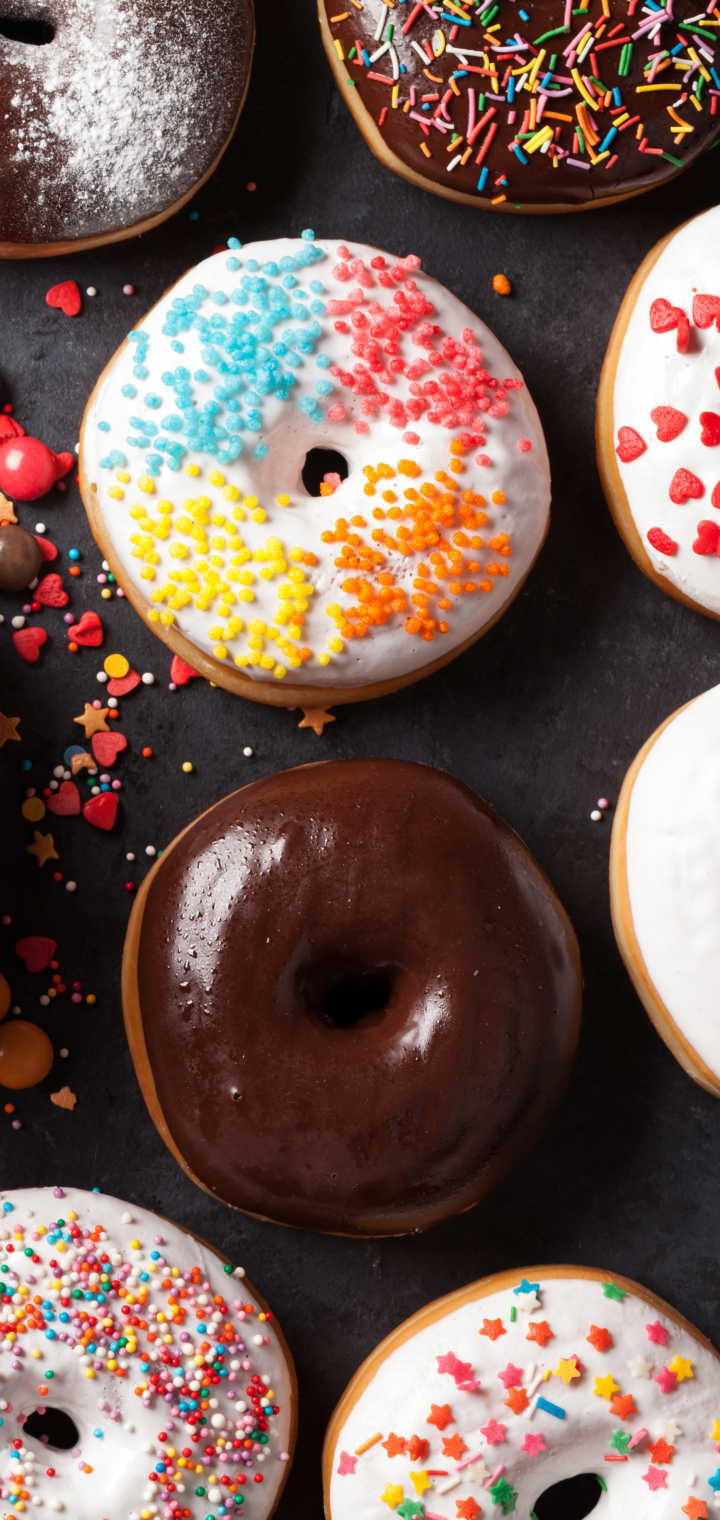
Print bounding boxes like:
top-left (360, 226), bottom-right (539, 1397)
top-left (323, 1264), bottom-right (720, 1520)
top-left (597, 203), bottom-right (720, 620)
top-left (318, 0), bottom-right (720, 214)
top-left (79, 234), bottom-right (550, 708)
top-left (0, 0), bottom-right (254, 256)
top-left (0, 1184), bottom-right (296, 1519)
top-left (122, 758), bottom-right (582, 1236)
top-left (610, 681), bottom-right (720, 1099)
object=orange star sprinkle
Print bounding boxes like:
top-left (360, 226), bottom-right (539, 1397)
top-left (0, 711), bottom-right (20, 749)
top-left (298, 706), bottom-right (336, 735)
top-left (427, 1404), bottom-right (453, 1431)
top-left (479, 1319), bottom-right (505, 1342)
top-left (586, 1325), bottom-right (613, 1352)
top-left (609, 1393), bottom-right (637, 1422)
top-left (456, 1500), bottom-right (482, 1520)
top-left (442, 1434), bottom-right (468, 1460)
top-left (504, 1387), bottom-right (529, 1415)
top-left (681, 1500), bottom-right (708, 1520)
top-left (381, 1433), bottom-right (407, 1457)
top-left (526, 1321), bottom-right (554, 1347)
top-left (407, 1436), bottom-right (429, 1463)
top-left (647, 1439), bottom-right (674, 1465)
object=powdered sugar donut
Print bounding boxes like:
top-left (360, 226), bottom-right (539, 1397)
top-left (324, 1265), bottom-right (720, 1520)
top-left (611, 682), bottom-right (720, 1098)
top-left (0, 1185), bottom-right (295, 1520)
top-left (597, 204), bottom-right (720, 621)
top-left (79, 233), bottom-right (550, 706)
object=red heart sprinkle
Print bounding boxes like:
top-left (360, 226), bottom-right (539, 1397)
top-left (170, 654), bottom-right (201, 685)
top-left (716, 367), bottom-right (720, 392)
top-left (669, 467), bottom-right (704, 504)
top-left (107, 669), bottom-right (141, 697)
top-left (616, 426), bottom-right (647, 463)
top-left (692, 293), bottom-right (720, 330)
top-left (35, 572), bottom-right (68, 608)
top-left (33, 536), bottom-right (57, 561)
top-left (650, 406), bottom-right (687, 443)
top-left (0, 417), bottom-right (24, 443)
top-left (68, 610), bottom-right (102, 646)
top-left (712, 482), bottom-right (720, 511)
top-left (693, 519), bottom-right (720, 555)
top-left (700, 412), bottom-right (720, 448)
top-left (649, 298), bottom-right (684, 333)
top-left (12, 627), bottom-right (47, 663)
top-left (83, 792), bottom-right (119, 831)
top-left (45, 781), bottom-right (81, 816)
top-left (14, 936), bottom-right (57, 973)
top-left (647, 527), bottom-right (678, 556)
top-left (45, 281), bottom-right (82, 318)
top-left (91, 731), bottom-right (128, 766)
top-left (676, 315), bottom-right (690, 354)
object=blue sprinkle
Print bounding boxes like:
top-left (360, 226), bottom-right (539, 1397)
top-left (144, 393), bottom-right (161, 409)
top-left (309, 280), bottom-right (324, 293)
top-left (121, 384), bottom-right (136, 398)
top-left (613, 86), bottom-right (622, 106)
top-left (45, 1329), bottom-right (56, 1340)
top-left (513, 143), bottom-right (528, 163)
top-left (301, 228), bottom-right (315, 240)
top-left (598, 126), bottom-right (617, 153)
top-left (99, 450), bottom-right (125, 469)
top-left (315, 380), bottom-right (333, 395)
top-left (68, 549), bottom-right (80, 560)
top-left (478, 167), bottom-right (489, 190)
top-left (253, 443), bottom-right (268, 460)
top-left (189, 210), bottom-right (199, 221)
top-left (194, 370), bottom-right (210, 383)
top-left (2, 1203), bottom-right (12, 1213)
top-left (211, 291), bottom-right (227, 305)
top-left (133, 365), bottom-right (149, 379)
top-left (514, 1279), bottom-right (540, 1296)
top-left (226, 257), bottom-right (240, 272)
top-left (519, 7), bottom-right (530, 17)
top-left (228, 236), bottom-right (241, 250)
top-left (537, 1397), bottom-right (565, 1420)
top-left (98, 420), bottom-right (111, 432)
top-left (20, 759), bottom-right (32, 771)
top-left (245, 259), bottom-right (259, 273)
top-left (170, 340), bottom-right (185, 352)
top-left (316, 354), bottom-right (331, 368)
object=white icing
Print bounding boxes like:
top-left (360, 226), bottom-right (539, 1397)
top-left (328, 1273), bottom-right (720, 1520)
top-left (613, 203), bottom-right (720, 613)
top-left (81, 236), bottom-right (550, 688)
top-left (625, 682), bottom-right (720, 1081)
top-left (0, 1187), bottom-right (293, 1520)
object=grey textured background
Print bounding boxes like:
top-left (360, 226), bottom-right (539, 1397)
top-left (1, 2), bottom-right (720, 1513)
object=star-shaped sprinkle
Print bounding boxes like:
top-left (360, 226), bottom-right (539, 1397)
top-left (602, 1282), bottom-right (627, 1302)
top-left (713, 1422), bottom-right (720, 1445)
top-left (70, 750), bottom-right (96, 775)
top-left (337, 1451), bottom-right (357, 1475)
top-left (456, 1499), bottom-right (482, 1520)
top-left (465, 1461), bottom-right (489, 1484)
top-left (382, 1434), bottom-right (407, 1458)
top-left (514, 1279), bottom-right (540, 1297)
top-left (410, 1471), bottom-right (431, 1496)
top-left (50, 1086), bottom-right (76, 1110)
top-left (381, 1485), bottom-right (404, 1510)
top-left (298, 706), bottom-right (336, 735)
top-left (504, 1387), bottom-right (529, 1415)
top-left (397, 1501), bottom-right (424, 1520)
top-left (26, 831), bottom-right (59, 868)
top-left (527, 1321), bottom-right (554, 1347)
top-left (437, 1353), bottom-right (474, 1386)
top-left (521, 1433), bottom-right (546, 1458)
top-left (668, 1355), bottom-right (693, 1383)
top-left (610, 1431), bottom-right (631, 1455)
top-left (408, 1437), bottom-right (429, 1463)
top-left (648, 1439), bottom-right (674, 1465)
top-left (442, 1435), bottom-right (468, 1461)
top-left (0, 711), bottom-right (20, 748)
top-left (516, 1292), bottom-right (541, 1314)
top-left (594, 1375), bottom-right (619, 1401)
top-left (659, 1420), bottom-right (682, 1443)
top-left (0, 493), bottom-right (16, 522)
top-left (554, 1358), bottom-right (581, 1386)
top-left (655, 1367), bottom-right (678, 1394)
top-left (427, 1405), bottom-right (453, 1431)
top-left (709, 1472), bottom-right (720, 1494)
top-left (479, 1320), bottom-right (505, 1342)
top-left (480, 1419), bottom-right (506, 1445)
top-left (629, 1356), bottom-right (653, 1379)
top-left (489, 1477), bottom-right (517, 1516)
top-left (610, 1393), bottom-right (637, 1422)
top-left (498, 1363), bottom-right (524, 1390)
top-left (73, 703), bottom-right (110, 738)
top-left (646, 1320), bottom-right (670, 1345)
top-left (681, 1499), bottom-right (708, 1519)
top-left (641, 1466), bottom-right (667, 1491)
top-left (587, 1326), bottom-right (612, 1352)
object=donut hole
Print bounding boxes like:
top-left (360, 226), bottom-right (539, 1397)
top-left (299, 960), bottom-right (395, 1029)
top-left (0, 16), bottom-right (55, 43)
top-left (533, 1473), bottom-right (603, 1520)
top-left (23, 1405), bottom-right (79, 1450)
top-left (301, 447), bottom-right (349, 497)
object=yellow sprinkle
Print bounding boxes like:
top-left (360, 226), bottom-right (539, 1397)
top-left (209, 471), bottom-right (225, 486)
top-left (104, 653), bottom-right (129, 679)
top-left (334, 36), bottom-right (344, 58)
top-left (115, 471), bottom-right (130, 484)
top-left (182, 762), bottom-right (194, 773)
top-left (213, 645), bottom-right (228, 660)
top-left (276, 494), bottom-right (290, 506)
top-left (251, 509), bottom-right (267, 523)
top-left (636, 83), bottom-right (682, 89)
top-left (223, 485), bottom-right (240, 501)
top-left (138, 475), bottom-right (155, 494)
top-left (273, 665), bottom-right (286, 679)
top-left (318, 652), bottom-right (331, 665)
top-left (101, 588), bottom-right (112, 600)
top-left (185, 463), bottom-right (200, 477)
top-left (108, 486), bottom-right (124, 500)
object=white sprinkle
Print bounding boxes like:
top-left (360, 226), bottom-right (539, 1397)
top-left (126, 852), bottom-right (136, 861)
top-left (107, 697), bottom-right (118, 708)
top-left (86, 286), bottom-right (97, 296)
top-left (121, 1212), bottom-right (133, 1224)
top-left (49, 780), bottom-right (59, 790)
top-left (11, 616), bottom-right (25, 629)
top-left (62, 770), bottom-right (71, 781)
top-left (243, 746), bottom-right (253, 757)
top-left (91, 786), bottom-right (100, 795)
top-left (233, 1266), bottom-right (246, 1278)
top-left (11, 1006), bottom-right (20, 1016)
top-left (102, 560), bottom-right (110, 571)
top-left (141, 672), bottom-right (155, 685)
top-left (66, 881), bottom-right (77, 893)
top-left (96, 671), bottom-right (108, 683)
top-left (252, 1334), bottom-right (263, 1345)
top-left (53, 765), bottom-right (64, 778)
top-left (437, 1477), bottom-right (461, 1495)
top-left (59, 1048), bottom-right (68, 1058)
top-left (590, 809), bottom-right (602, 822)
top-left (145, 845), bottom-right (156, 857)
top-left (39, 996), bottom-right (50, 1007)
top-left (35, 523), bottom-right (46, 534)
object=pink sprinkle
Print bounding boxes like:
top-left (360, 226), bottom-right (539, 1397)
top-left (1, 916), bottom-right (10, 925)
top-left (598, 797), bottom-right (610, 809)
top-left (25, 788), bottom-right (36, 798)
top-left (92, 700), bottom-right (103, 710)
top-left (111, 780), bottom-right (121, 791)
top-left (655, 1366), bottom-right (677, 1394)
top-left (628, 1428), bottom-right (647, 1449)
top-left (11, 1120), bottom-right (21, 1130)
top-left (402, 431), bottom-right (420, 444)
top-left (455, 1450), bottom-right (484, 1471)
top-left (426, 1513), bottom-right (447, 1519)
top-left (518, 438), bottom-right (532, 451)
top-left (337, 1451), bottom-right (357, 1475)
top-left (246, 181), bottom-right (257, 192)
top-left (646, 1321), bottom-right (670, 1345)
top-left (485, 1463), bottom-right (504, 1489)
top-left (63, 612), bottom-right (74, 624)
top-left (97, 574), bottom-right (107, 584)
top-left (521, 1432), bottom-right (546, 1457)
top-left (116, 587), bottom-right (125, 597)
top-left (337, 245), bottom-right (350, 258)
top-left (354, 421), bottom-right (369, 434)
top-left (71, 993), bottom-right (82, 1004)
top-left (123, 284), bottom-right (134, 295)
top-left (168, 682), bottom-right (177, 691)
top-left (476, 454), bottom-right (492, 466)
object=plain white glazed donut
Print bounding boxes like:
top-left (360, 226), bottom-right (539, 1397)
top-left (79, 234), bottom-right (550, 696)
top-left (324, 1266), bottom-right (720, 1520)
top-left (0, 1186), bottom-right (295, 1520)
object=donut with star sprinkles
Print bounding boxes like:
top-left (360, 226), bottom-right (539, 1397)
top-left (323, 1266), bottom-right (720, 1520)
top-left (0, 0), bottom-right (254, 255)
top-left (318, 0), bottom-right (720, 211)
top-left (0, 1186), bottom-right (295, 1520)
top-left (79, 233), bottom-right (551, 707)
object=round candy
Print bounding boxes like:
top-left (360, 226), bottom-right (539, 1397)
top-left (0, 524), bottom-right (42, 592)
top-left (0, 975), bottom-right (10, 1021)
top-left (0, 437), bottom-right (73, 502)
top-left (0, 1020), bottom-right (53, 1088)
top-left (21, 798), bottom-right (45, 823)
top-left (103, 653), bottom-right (129, 678)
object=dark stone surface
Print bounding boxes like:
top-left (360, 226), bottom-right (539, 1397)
top-left (0, 3), bottom-right (719, 1513)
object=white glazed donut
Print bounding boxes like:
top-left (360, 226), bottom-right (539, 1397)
top-left (611, 682), bottom-right (720, 1099)
top-left (597, 204), bottom-right (720, 621)
top-left (79, 234), bottom-right (550, 705)
top-left (0, 1185), bottom-right (295, 1520)
top-left (323, 1266), bottom-right (720, 1520)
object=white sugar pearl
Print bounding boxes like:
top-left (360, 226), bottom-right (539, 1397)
top-left (35, 523), bottom-right (46, 534)
top-left (141, 671), bottom-right (155, 685)
top-left (62, 770), bottom-right (71, 781)
top-left (59, 1048), bottom-right (68, 1058)
top-left (233, 1266), bottom-right (245, 1278)
top-left (86, 286), bottom-right (97, 296)
top-left (145, 845), bottom-right (156, 856)
top-left (121, 1212), bottom-right (133, 1224)
top-left (11, 616), bottom-right (25, 629)
top-left (126, 852), bottom-right (135, 861)
top-left (11, 1006), bottom-right (20, 1015)
top-left (49, 780), bottom-right (59, 791)
top-left (210, 1414), bottom-right (226, 1429)
top-left (252, 1334), bottom-right (263, 1345)
top-left (96, 671), bottom-right (108, 683)
top-left (102, 560), bottom-right (110, 571)
top-left (52, 765), bottom-right (64, 778)
top-left (39, 996), bottom-right (50, 1006)
top-left (243, 747), bottom-right (253, 757)
top-left (590, 809), bottom-right (602, 822)
top-left (107, 697), bottom-right (118, 708)
top-left (66, 882), bottom-right (77, 893)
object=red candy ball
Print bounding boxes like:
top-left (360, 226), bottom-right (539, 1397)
top-left (0, 436), bottom-right (74, 501)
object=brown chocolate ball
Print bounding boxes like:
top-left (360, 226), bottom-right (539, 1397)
top-left (0, 524), bottom-right (42, 593)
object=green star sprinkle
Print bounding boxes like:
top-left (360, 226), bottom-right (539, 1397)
top-left (490, 1478), bottom-right (518, 1515)
top-left (397, 1503), bottom-right (425, 1520)
top-left (610, 1430), bottom-right (631, 1454)
top-left (602, 1281), bottom-right (627, 1301)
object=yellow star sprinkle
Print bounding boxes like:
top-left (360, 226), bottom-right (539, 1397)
top-left (712, 1420), bottom-right (720, 1443)
top-left (381, 1484), bottom-right (404, 1509)
top-left (410, 1471), bottom-right (432, 1496)
top-left (555, 1357), bottom-right (581, 1385)
top-left (593, 1374), bottom-right (619, 1400)
top-left (668, 1355), bottom-right (693, 1382)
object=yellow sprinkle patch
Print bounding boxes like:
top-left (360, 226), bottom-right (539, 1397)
top-left (104, 653), bottom-right (130, 679)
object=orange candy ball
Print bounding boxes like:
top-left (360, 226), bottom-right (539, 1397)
top-left (0, 974), bottom-right (10, 1022)
top-left (0, 1020), bottom-right (53, 1088)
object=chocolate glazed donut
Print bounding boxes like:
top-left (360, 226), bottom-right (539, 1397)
top-left (123, 759), bottom-right (582, 1236)
top-left (0, 0), bottom-right (254, 255)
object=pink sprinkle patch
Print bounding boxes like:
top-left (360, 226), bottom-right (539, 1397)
top-left (521, 1433), bottom-right (546, 1457)
top-left (654, 1366), bottom-right (677, 1394)
top-left (669, 467), bottom-right (704, 504)
top-left (518, 438), bottom-right (532, 452)
top-left (476, 454), bottom-right (492, 466)
top-left (336, 1452), bottom-right (357, 1475)
top-left (647, 527), bottom-right (678, 557)
top-left (700, 412), bottom-right (720, 447)
top-left (480, 1419), bottom-right (506, 1445)
top-left (616, 426), bottom-right (647, 462)
top-left (649, 297), bottom-right (684, 333)
top-left (641, 1466), bottom-right (667, 1491)
top-left (354, 421), bottom-right (369, 434)
top-left (692, 520), bottom-right (720, 556)
top-left (692, 293), bottom-right (720, 329)
top-left (650, 406), bottom-right (687, 443)
top-left (497, 1363), bottom-right (524, 1390)
top-left (437, 1352), bottom-right (474, 1385)
top-left (646, 1321), bottom-right (670, 1345)
top-left (403, 431), bottom-right (420, 444)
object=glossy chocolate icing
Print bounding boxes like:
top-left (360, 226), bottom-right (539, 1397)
top-left (322, 0), bottom-right (720, 208)
top-left (0, 0), bottom-right (253, 246)
top-left (135, 759), bottom-right (582, 1235)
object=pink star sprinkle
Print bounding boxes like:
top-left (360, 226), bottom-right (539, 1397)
top-left (641, 1466), bottom-right (668, 1491)
top-left (521, 1433), bottom-right (547, 1457)
top-left (436, 1352), bottom-right (474, 1385)
top-left (647, 1321), bottom-right (670, 1345)
top-left (655, 1367), bottom-right (678, 1394)
top-left (481, 1419), bottom-right (507, 1445)
top-left (497, 1363), bottom-right (524, 1390)
top-left (337, 1451), bottom-right (357, 1475)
